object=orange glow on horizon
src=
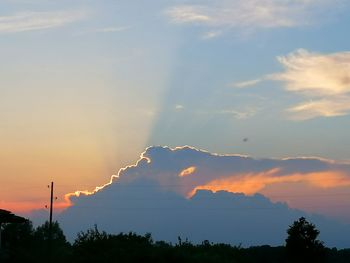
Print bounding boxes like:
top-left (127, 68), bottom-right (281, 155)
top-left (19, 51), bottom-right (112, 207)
top-left (0, 200), bottom-right (70, 215)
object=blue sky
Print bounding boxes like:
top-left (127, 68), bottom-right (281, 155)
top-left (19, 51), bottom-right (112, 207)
top-left (1, 0), bottom-right (350, 212)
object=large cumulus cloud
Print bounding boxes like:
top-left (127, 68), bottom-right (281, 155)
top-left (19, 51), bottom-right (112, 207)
top-left (59, 146), bottom-right (350, 247)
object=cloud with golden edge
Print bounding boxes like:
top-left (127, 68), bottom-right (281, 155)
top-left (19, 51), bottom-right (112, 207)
top-left (64, 148), bottom-right (152, 206)
top-left (65, 146), bottom-right (350, 204)
top-left (59, 145), bottom-right (350, 232)
top-left (58, 146), bottom-right (350, 247)
top-left (64, 175), bottom-right (118, 205)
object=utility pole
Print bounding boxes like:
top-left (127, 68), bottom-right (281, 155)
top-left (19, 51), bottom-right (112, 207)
top-left (48, 182), bottom-right (54, 263)
top-left (49, 182), bottom-right (54, 230)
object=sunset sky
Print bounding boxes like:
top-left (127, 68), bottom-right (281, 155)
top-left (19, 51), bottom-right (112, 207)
top-left (1, 0), bottom-right (350, 227)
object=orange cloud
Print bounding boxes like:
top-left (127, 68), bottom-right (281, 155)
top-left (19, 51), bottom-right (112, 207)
top-left (305, 171), bottom-right (350, 188)
top-left (189, 169), bottom-right (350, 197)
top-left (179, 166), bottom-right (197, 177)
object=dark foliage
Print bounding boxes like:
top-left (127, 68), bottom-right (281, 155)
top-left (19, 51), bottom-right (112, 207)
top-left (0, 220), bottom-right (70, 263)
top-left (286, 217), bottom-right (327, 263)
top-left (0, 220), bottom-right (34, 262)
top-left (1, 217), bottom-right (349, 263)
top-left (73, 226), bottom-right (153, 263)
top-left (34, 221), bottom-right (71, 262)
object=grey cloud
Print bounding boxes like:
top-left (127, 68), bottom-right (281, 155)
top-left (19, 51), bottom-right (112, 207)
top-left (56, 146), bottom-right (350, 247)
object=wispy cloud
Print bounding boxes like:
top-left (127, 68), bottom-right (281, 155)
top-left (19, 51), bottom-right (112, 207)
top-left (0, 10), bottom-right (87, 33)
top-left (232, 49), bottom-right (350, 120)
top-left (271, 49), bottom-right (350, 96)
top-left (94, 26), bottom-right (129, 33)
top-left (219, 108), bottom-right (257, 120)
top-left (175, 104), bottom-right (185, 111)
top-left (287, 97), bottom-right (350, 120)
top-left (167, 5), bottom-right (211, 24)
top-left (201, 30), bottom-right (223, 39)
top-left (231, 78), bottom-right (263, 88)
top-left (165, 0), bottom-right (342, 36)
top-left (272, 49), bottom-right (350, 120)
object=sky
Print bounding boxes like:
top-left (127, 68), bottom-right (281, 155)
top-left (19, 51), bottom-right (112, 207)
top-left (1, 0), bottom-right (350, 243)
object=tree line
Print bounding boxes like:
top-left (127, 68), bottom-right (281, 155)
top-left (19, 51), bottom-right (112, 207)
top-left (0, 217), bottom-right (349, 263)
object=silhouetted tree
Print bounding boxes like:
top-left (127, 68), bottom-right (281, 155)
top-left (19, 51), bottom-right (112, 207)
top-left (286, 217), bottom-right (326, 262)
top-left (33, 221), bottom-right (71, 263)
top-left (73, 225), bottom-right (109, 262)
top-left (34, 221), bottom-right (67, 244)
top-left (0, 220), bottom-right (34, 262)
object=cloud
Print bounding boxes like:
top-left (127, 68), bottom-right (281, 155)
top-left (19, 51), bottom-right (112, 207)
top-left (201, 30), bottom-right (223, 39)
top-left (287, 97), bottom-right (350, 120)
top-left (64, 175), bottom-right (118, 205)
top-left (272, 49), bottom-right (350, 96)
top-left (231, 78), bottom-right (263, 88)
top-left (179, 166), bottom-right (196, 177)
top-left (167, 5), bottom-right (211, 24)
top-left (272, 49), bottom-right (350, 120)
top-left (175, 104), bottom-right (185, 110)
top-left (190, 169), bottom-right (350, 197)
top-left (0, 10), bottom-right (87, 33)
top-left (57, 146), bottom-right (350, 247)
top-left (219, 108), bottom-right (257, 119)
top-left (93, 26), bottom-right (129, 33)
top-left (165, 0), bottom-right (342, 35)
top-left (65, 146), bottom-right (350, 205)
top-left (233, 49), bottom-right (350, 120)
